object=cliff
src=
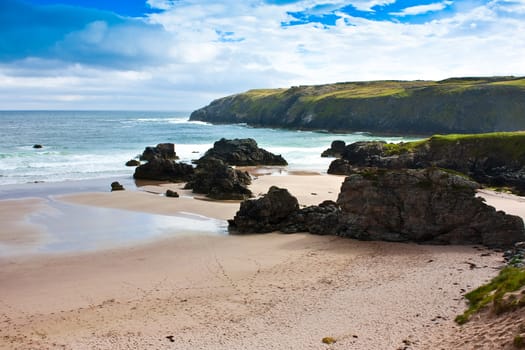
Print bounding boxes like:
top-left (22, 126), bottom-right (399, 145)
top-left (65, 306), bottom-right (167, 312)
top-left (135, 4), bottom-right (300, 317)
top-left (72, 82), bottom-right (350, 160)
top-left (190, 77), bottom-right (525, 134)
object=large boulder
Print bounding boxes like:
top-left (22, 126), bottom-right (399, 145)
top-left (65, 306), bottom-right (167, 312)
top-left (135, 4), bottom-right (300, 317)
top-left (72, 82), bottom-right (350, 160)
top-left (229, 186), bottom-right (299, 233)
top-left (229, 187), bottom-right (342, 234)
top-left (133, 158), bottom-right (194, 182)
top-left (185, 157), bottom-right (252, 200)
top-left (140, 143), bottom-right (178, 162)
top-left (336, 168), bottom-right (525, 247)
top-left (199, 138), bottom-right (287, 166)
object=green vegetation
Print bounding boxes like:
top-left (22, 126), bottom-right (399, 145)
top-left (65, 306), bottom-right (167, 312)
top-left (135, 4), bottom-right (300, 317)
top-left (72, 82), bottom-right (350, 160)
top-left (455, 267), bottom-right (525, 325)
top-left (382, 132), bottom-right (525, 161)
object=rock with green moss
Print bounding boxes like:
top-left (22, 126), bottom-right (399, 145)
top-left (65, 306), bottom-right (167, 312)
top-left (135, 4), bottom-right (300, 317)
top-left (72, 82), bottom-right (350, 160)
top-left (190, 77), bottom-right (525, 134)
top-left (328, 132), bottom-right (525, 194)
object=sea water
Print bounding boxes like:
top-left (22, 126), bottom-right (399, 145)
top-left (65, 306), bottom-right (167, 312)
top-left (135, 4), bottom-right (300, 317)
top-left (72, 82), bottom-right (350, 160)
top-left (0, 110), bottom-right (419, 186)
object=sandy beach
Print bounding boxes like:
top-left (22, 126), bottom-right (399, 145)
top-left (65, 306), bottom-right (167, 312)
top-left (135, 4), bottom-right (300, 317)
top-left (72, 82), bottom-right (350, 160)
top-left (1, 173), bottom-right (524, 349)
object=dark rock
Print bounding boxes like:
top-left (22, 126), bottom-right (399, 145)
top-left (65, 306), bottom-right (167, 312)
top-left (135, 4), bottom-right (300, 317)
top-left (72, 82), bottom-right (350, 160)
top-left (33, 144), bottom-right (43, 149)
top-left (140, 143), bottom-right (178, 162)
top-left (198, 138), bottom-right (287, 166)
top-left (327, 159), bottom-right (354, 175)
top-left (229, 186), bottom-right (299, 233)
top-left (111, 181), bottom-right (125, 191)
top-left (332, 136), bottom-right (525, 194)
top-left (126, 159), bottom-right (141, 167)
top-left (321, 140), bottom-right (346, 158)
top-left (166, 189), bottom-right (180, 198)
top-left (133, 159), bottom-right (194, 182)
top-left (229, 168), bottom-right (525, 248)
top-left (281, 200), bottom-right (342, 235)
top-left (336, 168), bottom-right (525, 248)
top-left (185, 157), bottom-right (252, 200)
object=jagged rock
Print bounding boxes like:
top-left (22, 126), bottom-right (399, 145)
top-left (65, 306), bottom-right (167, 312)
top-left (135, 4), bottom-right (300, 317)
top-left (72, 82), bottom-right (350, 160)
top-left (321, 140), bottom-right (346, 158)
top-left (111, 181), bottom-right (125, 191)
top-left (185, 157), bottom-right (252, 200)
top-left (336, 168), bottom-right (525, 247)
top-left (133, 158), bottom-right (194, 182)
top-left (229, 186), bottom-right (299, 233)
top-left (198, 138), bottom-right (287, 166)
top-left (165, 189), bottom-right (180, 198)
top-left (125, 159), bottom-right (141, 167)
top-left (140, 143), bottom-right (179, 162)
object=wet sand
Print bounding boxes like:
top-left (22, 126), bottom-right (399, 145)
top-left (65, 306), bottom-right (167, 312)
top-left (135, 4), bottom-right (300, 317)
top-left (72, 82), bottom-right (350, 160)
top-left (0, 174), bottom-right (522, 349)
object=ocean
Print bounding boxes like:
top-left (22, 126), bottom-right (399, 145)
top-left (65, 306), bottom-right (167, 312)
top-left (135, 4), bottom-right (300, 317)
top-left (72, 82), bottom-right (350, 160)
top-left (0, 110), bottom-right (419, 186)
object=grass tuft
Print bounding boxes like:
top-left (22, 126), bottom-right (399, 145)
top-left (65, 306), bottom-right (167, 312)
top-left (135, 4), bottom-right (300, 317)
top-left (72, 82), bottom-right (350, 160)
top-left (455, 267), bottom-right (525, 325)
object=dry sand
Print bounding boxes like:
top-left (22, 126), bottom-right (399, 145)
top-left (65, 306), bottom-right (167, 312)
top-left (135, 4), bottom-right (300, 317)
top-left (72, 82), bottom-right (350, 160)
top-left (0, 174), bottom-right (522, 349)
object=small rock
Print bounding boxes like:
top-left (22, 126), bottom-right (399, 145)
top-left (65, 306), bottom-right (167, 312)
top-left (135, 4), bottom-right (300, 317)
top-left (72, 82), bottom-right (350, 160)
top-left (111, 181), bottom-right (125, 191)
top-left (125, 159), bottom-right (140, 167)
top-left (166, 335), bottom-right (175, 342)
top-left (33, 144), bottom-right (43, 149)
top-left (166, 189), bottom-right (180, 198)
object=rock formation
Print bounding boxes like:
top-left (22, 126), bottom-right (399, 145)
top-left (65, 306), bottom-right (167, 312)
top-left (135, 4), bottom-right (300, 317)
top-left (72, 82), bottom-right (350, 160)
top-left (125, 159), bottom-right (141, 167)
top-left (140, 143), bottom-right (178, 162)
top-left (185, 157), bottom-right (252, 200)
top-left (335, 168), bottom-right (524, 247)
top-left (229, 169), bottom-right (525, 248)
top-left (111, 181), bottom-right (125, 191)
top-left (133, 143), bottom-right (193, 182)
top-left (321, 140), bottom-right (346, 158)
top-left (328, 133), bottom-right (525, 194)
top-left (134, 158), bottom-right (194, 182)
top-left (198, 138), bottom-right (287, 166)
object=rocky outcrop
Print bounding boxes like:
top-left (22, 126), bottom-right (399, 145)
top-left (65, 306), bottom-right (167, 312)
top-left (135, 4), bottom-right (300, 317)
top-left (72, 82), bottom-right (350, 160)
top-left (140, 143), bottom-right (178, 162)
top-left (328, 133), bottom-right (525, 194)
top-left (229, 186), bottom-right (299, 232)
top-left (321, 140), bottom-right (346, 158)
top-left (190, 77), bottom-right (525, 134)
top-left (133, 158), bottom-right (194, 182)
top-left (185, 157), bottom-right (252, 200)
top-left (229, 169), bottom-right (525, 248)
top-left (229, 186), bottom-right (341, 234)
top-left (335, 168), bottom-right (524, 247)
top-left (198, 138), bottom-right (287, 166)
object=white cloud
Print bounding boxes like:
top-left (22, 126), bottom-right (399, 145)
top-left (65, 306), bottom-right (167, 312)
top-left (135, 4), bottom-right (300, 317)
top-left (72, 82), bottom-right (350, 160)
top-left (390, 1), bottom-right (453, 16)
top-left (1, 0), bottom-right (524, 110)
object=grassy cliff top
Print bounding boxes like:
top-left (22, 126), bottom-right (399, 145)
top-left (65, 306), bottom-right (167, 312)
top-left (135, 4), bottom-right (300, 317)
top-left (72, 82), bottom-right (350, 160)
top-left (242, 76), bottom-right (525, 100)
top-left (384, 131), bottom-right (525, 160)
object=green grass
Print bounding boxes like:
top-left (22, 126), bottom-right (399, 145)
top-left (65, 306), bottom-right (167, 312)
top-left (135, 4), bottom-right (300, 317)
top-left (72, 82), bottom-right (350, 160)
top-left (455, 267), bottom-right (525, 325)
top-left (380, 132), bottom-right (525, 160)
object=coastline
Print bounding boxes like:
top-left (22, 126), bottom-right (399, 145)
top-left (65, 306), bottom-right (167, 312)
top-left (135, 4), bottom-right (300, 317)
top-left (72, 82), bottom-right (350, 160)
top-left (0, 173), bottom-right (523, 349)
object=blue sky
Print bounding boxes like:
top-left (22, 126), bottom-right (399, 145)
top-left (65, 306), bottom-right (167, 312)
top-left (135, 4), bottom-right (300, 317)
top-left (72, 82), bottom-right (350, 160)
top-left (0, 0), bottom-right (524, 110)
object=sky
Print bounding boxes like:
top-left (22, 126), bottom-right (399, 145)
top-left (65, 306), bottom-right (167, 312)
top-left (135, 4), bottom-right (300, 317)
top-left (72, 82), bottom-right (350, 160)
top-left (0, 0), bottom-right (524, 110)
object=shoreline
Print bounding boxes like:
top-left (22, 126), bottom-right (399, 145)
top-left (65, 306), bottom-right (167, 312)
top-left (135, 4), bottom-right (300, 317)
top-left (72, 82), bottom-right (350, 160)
top-left (1, 173), bottom-right (524, 349)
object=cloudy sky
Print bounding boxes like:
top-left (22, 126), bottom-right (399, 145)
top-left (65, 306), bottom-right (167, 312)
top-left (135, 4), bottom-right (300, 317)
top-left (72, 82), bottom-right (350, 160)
top-left (1, 0), bottom-right (524, 110)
